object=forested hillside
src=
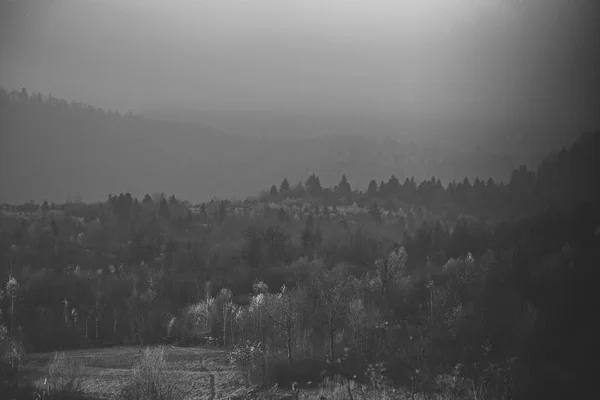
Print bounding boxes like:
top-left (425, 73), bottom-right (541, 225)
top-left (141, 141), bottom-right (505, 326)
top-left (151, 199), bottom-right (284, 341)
top-left (1, 123), bottom-right (597, 399)
top-left (0, 88), bottom-right (563, 204)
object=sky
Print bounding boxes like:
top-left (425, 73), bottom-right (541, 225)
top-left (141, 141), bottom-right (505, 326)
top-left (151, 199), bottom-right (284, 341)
top-left (1, 0), bottom-right (599, 132)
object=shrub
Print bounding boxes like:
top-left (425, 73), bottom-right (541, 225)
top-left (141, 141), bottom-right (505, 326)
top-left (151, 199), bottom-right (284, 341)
top-left (120, 346), bottom-right (179, 400)
top-left (43, 351), bottom-right (85, 399)
top-left (230, 340), bottom-right (265, 386)
top-left (0, 334), bottom-right (26, 394)
top-left (174, 300), bottom-right (218, 344)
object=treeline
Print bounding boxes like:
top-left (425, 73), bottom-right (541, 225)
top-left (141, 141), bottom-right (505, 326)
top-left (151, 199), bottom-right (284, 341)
top-left (264, 131), bottom-right (599, 220)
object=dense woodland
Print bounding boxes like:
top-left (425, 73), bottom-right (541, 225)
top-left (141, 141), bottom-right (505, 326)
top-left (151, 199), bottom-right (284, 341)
top-left (1, 88), bottom-right (599, 399)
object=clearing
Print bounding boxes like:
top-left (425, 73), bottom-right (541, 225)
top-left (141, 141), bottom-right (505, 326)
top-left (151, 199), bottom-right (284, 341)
top-left (24, 345), bottom-right (246, 400)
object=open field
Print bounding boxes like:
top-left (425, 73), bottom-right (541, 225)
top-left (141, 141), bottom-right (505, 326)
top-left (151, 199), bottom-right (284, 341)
top-left (23, 346), bottom-right (246, 400)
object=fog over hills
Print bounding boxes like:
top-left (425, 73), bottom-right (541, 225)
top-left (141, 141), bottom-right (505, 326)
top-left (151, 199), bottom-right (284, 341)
top-left (1, 0), bottom-right (597, 203)
top-left (0, 90), bottom-right (577, 205)
top-left (142, 106), bottom-right (577, 156)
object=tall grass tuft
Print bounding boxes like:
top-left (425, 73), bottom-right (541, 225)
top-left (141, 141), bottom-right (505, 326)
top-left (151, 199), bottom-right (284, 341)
top-left (42, 351), bottom-right (86, 399)
top-left (1, 334), bottom-right (26, 397)
top-left (120, 346), bottom-right (180, 400)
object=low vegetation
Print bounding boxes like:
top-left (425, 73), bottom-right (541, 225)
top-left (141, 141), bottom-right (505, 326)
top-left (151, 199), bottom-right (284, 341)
top-left (120, 347), bottom-right (180, 400)
top-left (43, 351), bottom-right (86, 399)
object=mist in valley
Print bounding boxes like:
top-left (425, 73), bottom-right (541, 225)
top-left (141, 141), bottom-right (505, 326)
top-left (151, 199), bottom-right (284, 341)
top-left (0, 3), bottom-right (599, 399)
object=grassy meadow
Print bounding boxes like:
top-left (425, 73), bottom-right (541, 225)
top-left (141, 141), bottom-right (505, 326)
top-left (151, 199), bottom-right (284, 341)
top-left (23, 346), bottom-right (244, 400)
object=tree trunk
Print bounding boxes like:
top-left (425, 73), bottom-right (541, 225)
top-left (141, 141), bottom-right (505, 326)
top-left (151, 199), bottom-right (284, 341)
top-left (63, 301), bottom-right (69, 330)
top-left (113, 310), bottom-right (118, 343)
top-left (72, 312), bottom-right (78, 332)
top-left (223, 306), bottom-right (227, 347)
top-left (287, 324), bottom-right (293, 365)
top-left (95, 306), bottom-right (101, 344)
top-left (10, 295), bottom-right (15, 339)
top-left (330, 329), bottom-right (335, 363)
top-left (259, 308), bottom-right (262, 343)
top-left (263, 344), bottom-right (269, 386)
top-left (381, 262), bottom-right (388, 320)
top-left (85, 315), bottom-right (90, 346)
top-left (329, 312), bottom-right (335, 363)
top-left (231, 314), bottom-right (234, 347)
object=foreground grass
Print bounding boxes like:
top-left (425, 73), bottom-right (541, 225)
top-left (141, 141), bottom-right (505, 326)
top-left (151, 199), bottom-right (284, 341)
top-left (21, 347), bottom-right (501, 400)
top-left (24, 346), bottom-right (245, 400)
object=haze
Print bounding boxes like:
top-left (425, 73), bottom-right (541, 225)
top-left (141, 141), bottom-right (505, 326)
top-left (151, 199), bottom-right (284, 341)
top-left (2, 0), bottom-right (598, 124)
top-left (1, 0), bottom-right (599, 202)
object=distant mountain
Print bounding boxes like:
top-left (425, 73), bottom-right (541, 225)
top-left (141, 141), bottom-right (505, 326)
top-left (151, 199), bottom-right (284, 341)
top-left (140, 107), bottom-right (577, 163)
top-left (0, 89), bottom-right (577, 204)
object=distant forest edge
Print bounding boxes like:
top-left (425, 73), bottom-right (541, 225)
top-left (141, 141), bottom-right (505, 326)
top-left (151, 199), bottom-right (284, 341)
top-left (2, 130), bottom-right (598, 229)
top-left (0, 87), bottom-right (579, 204)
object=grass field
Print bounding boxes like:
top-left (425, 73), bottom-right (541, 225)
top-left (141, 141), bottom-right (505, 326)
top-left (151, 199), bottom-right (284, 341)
top-left (23, 346), bottom-right (247, 400)
top-left (21, 346), bottom-right (407, 399)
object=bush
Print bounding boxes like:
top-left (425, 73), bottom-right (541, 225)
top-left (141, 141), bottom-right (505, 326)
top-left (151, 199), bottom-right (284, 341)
top-left (173, 300), bottom-right (218, 344)
top-left (120, 346), bottom-right (180, 400)
top-left (43, 351), bottom-right (85, 399)
top-left (0, 334), bottom-right (26, 394)
top-left (230, 340), bottom-right (265, 386)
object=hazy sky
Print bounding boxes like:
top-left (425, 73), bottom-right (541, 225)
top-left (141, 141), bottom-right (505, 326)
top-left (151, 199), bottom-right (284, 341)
top-left (1, 0), bottom-right (599, 131)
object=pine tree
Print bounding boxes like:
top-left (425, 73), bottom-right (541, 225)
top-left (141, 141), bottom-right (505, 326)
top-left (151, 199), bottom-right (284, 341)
top-left (158, 197), bottom-right (171, 220)
top-left (367, 180), bottom-right (378, 197)
top-left (337, 175), bottom-right (352, 202)
top-left (306, 173), bottom-right (323, 197)
top-left (387, 174), bottom-right (401, 195)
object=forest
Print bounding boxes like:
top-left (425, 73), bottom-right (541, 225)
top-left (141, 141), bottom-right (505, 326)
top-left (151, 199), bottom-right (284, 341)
top-left (1, 90), bottom-right (599, 399)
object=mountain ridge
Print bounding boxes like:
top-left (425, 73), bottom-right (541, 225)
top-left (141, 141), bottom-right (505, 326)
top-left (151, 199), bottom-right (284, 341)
top-left (0, 88), bottom-right (578, 204)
